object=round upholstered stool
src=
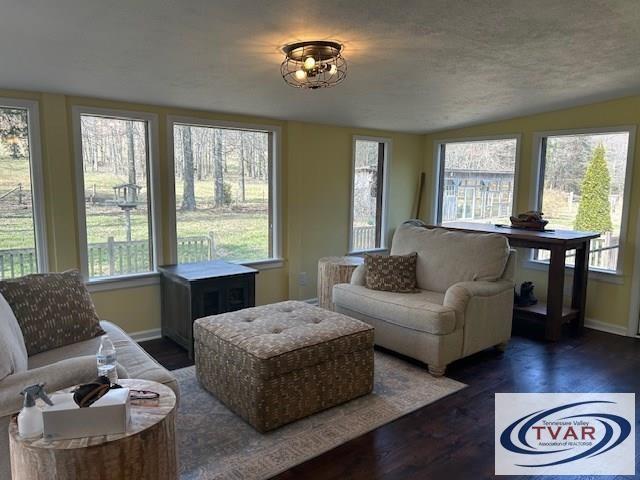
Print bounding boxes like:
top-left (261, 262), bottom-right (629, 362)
top-left (317, 256), bottom-right (364, 310)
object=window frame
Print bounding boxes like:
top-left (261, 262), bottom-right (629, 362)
top-left (348, 135), bottom-right (392, 254)
top-left (166, 115), bottom-right (283, 269)
top-left (0, 97), bottom-right (48, 275)
top-left (529, 126), bottom-right (637, 277)
top-left (628, 206), bottom-right (640, 336)
top-left (71, 106), bottom-right (162, 287)
top-left (432, 134), bottom-right (521, 224)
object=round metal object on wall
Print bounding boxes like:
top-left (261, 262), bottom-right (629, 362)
top-left (280, 41), bottom-right (347, 89)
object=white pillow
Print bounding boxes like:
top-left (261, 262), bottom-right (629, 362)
top-left (0, 292), bottom-right (28, 381)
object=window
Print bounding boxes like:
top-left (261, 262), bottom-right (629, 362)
top-left (74, 108), bottom-right (159, 280)
top-left (534, 128), bottom-right (634, 273)
top-left (0, 99), bottom-right (46, 279)
top-left (350, 137), bottom-right (390, 252)
top-left (435, 137), bottom-right (519, 224)
top-left (170, 119), bottom-right (279, 264)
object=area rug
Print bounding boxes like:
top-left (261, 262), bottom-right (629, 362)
top-left (174, 351), bottom-right (466, 480)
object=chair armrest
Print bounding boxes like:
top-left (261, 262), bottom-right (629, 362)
top-left (443, 280), bottom-right (514, 314)
top-left (502, 249), bottom-right (518, 282)
top-left (350, 264), bottom-right (366, 286)
top-left (0, 356), bottom-right (129, 418)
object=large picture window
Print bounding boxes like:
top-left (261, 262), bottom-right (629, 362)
top-left (435, 137), bottom-right (519, 224)
top-left (171, 120), bottom-right (278, 264)
top-left (534, 129), bottom-right (634, 273)
top-left (74, 109), bottom-right (158, 280)
top-left (0, 99), bottom-right (46, 279)
top-left (350, 137), bottom-right (390, 252)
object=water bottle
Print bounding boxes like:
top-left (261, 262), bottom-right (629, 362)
top-left (96, 335), bottom-right (118, 384)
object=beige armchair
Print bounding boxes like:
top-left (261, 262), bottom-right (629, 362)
top-left (333, 223), bottom-right (516, 376)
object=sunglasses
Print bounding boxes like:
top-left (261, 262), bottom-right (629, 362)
top-left (72, 376), bottom-right (159, 407)
top-left (129, 389), bottom-right (160, 400)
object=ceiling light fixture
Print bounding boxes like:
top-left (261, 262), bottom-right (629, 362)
top-left (281, 40), bottom-right (346, 89)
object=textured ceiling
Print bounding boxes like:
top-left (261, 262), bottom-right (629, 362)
top-left (1, 0), bottom-right (639, 133)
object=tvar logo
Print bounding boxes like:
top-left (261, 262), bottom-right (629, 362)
top-left (495, 393), bottom-right (635, 475)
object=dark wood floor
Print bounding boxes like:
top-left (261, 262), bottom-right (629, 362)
top-left (141, 322), bottom-right (640, 480)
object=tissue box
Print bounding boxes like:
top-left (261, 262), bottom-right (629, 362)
top-left (42, 387), bottom-right (130, 440)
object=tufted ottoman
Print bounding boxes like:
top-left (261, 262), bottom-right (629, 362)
top-left (193, 301), bottom-right (374, 432)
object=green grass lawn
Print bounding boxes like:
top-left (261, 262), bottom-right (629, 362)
top-left (541, 187), bottom-right (622, 233)
top-left (0, 157), bottom-right (36, 249)
top-left (1, 156), bottom-right (270, 265)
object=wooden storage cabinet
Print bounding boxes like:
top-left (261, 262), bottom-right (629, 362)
top-left (160, 260), bottom-right (257, 358)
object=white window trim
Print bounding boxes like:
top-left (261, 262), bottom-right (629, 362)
top-left (527, 125), bottom-right (637, 277)
top-left (0, 97), bottom-right (48, 273)
top-left (348, 135), bottom-right (392, 254)
top-left (86, 271), bottom-right (160, 293)
top-left (71, 106), bottom-right (163, 285)
top-left (166, 116), bottom-right (283, 269)
top-left (432, 133), bottom-right (522, 224)
top-left (348, 248), bottom-right (390, 258)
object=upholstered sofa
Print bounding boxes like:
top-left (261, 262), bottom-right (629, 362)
top-left (0, 320), bottom-right (178, 479)
top-left (333, 222), bottom-right (516, 376)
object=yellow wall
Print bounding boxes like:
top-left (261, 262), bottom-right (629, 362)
top-left (4, 87), bottom-right (637, 334)
top-left (287, 122), bottom-right (424, 299)
top-left (0, 89), bottom-right (424, 334)
top-left (422, 95), bottom-right (640, 330)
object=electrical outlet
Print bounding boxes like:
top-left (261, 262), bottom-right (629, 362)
top-left (298, 272), bottom-right (308, 287)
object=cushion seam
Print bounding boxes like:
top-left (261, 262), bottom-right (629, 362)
top-left (197, 324), bottom-right (374, 363)
top-left (335, 286), bottom-right (452, 314)
top-left (336, 305), bottom-right (456, 336)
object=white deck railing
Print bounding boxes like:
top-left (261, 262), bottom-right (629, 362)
top-left (0, 233), bottom-right (216, 279)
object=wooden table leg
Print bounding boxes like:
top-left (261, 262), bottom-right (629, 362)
top-left (571, 240), bottom-right (590, 334)
top-left (546, 246), bottom-right (566, 341)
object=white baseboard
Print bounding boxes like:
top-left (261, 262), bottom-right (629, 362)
top-left (129, 328), bottom-right (162, 342)
top-left (584, 318), bottom-right (628, 337)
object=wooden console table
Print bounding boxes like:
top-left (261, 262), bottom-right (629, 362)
top-left (431, 222), bottom-right (600, 341)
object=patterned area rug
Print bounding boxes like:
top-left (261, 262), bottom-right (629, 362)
top-left (174, 351), bottom-right (466, 480)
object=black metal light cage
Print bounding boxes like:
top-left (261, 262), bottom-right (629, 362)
top-left (280, 41), bottom-right (347, 89)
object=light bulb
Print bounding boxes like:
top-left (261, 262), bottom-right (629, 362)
top-left (303, 56), bottom-right (316, 70)
top-left (294, 69), bottom-right (307, 80)
top-left (329, 64), bottom-right (338, 75)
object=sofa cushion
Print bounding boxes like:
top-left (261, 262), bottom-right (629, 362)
top-left (0, 270), bottom-right (105, 356)
top-left (333, 284), bottom-right (458, 335)
top-left (390, 224), bottom-right (510, 293)
top-left (364, 252), bottom-right (418, 293)
top-left (28, 321), bottom-right (178, 397)
top-left (0, 293), bottom-right (28, 381)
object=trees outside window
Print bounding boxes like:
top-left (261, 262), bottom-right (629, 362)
top-left (0, 101), bottom-right (45, 279)
top-left (573, 145), bottom-right (612, 233)
top-left (535, 130), bottom-right (632, 273)
top-left (350, 138), bottom-right (389, 252)
top-left (436, 137), bottom-right (518, 224)
top-left (75, 111), bottom-right (156, 279)
top-left (172, 122), bottom-right (276, 264)
top-left (180, 126), bottom-right (196, 211)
